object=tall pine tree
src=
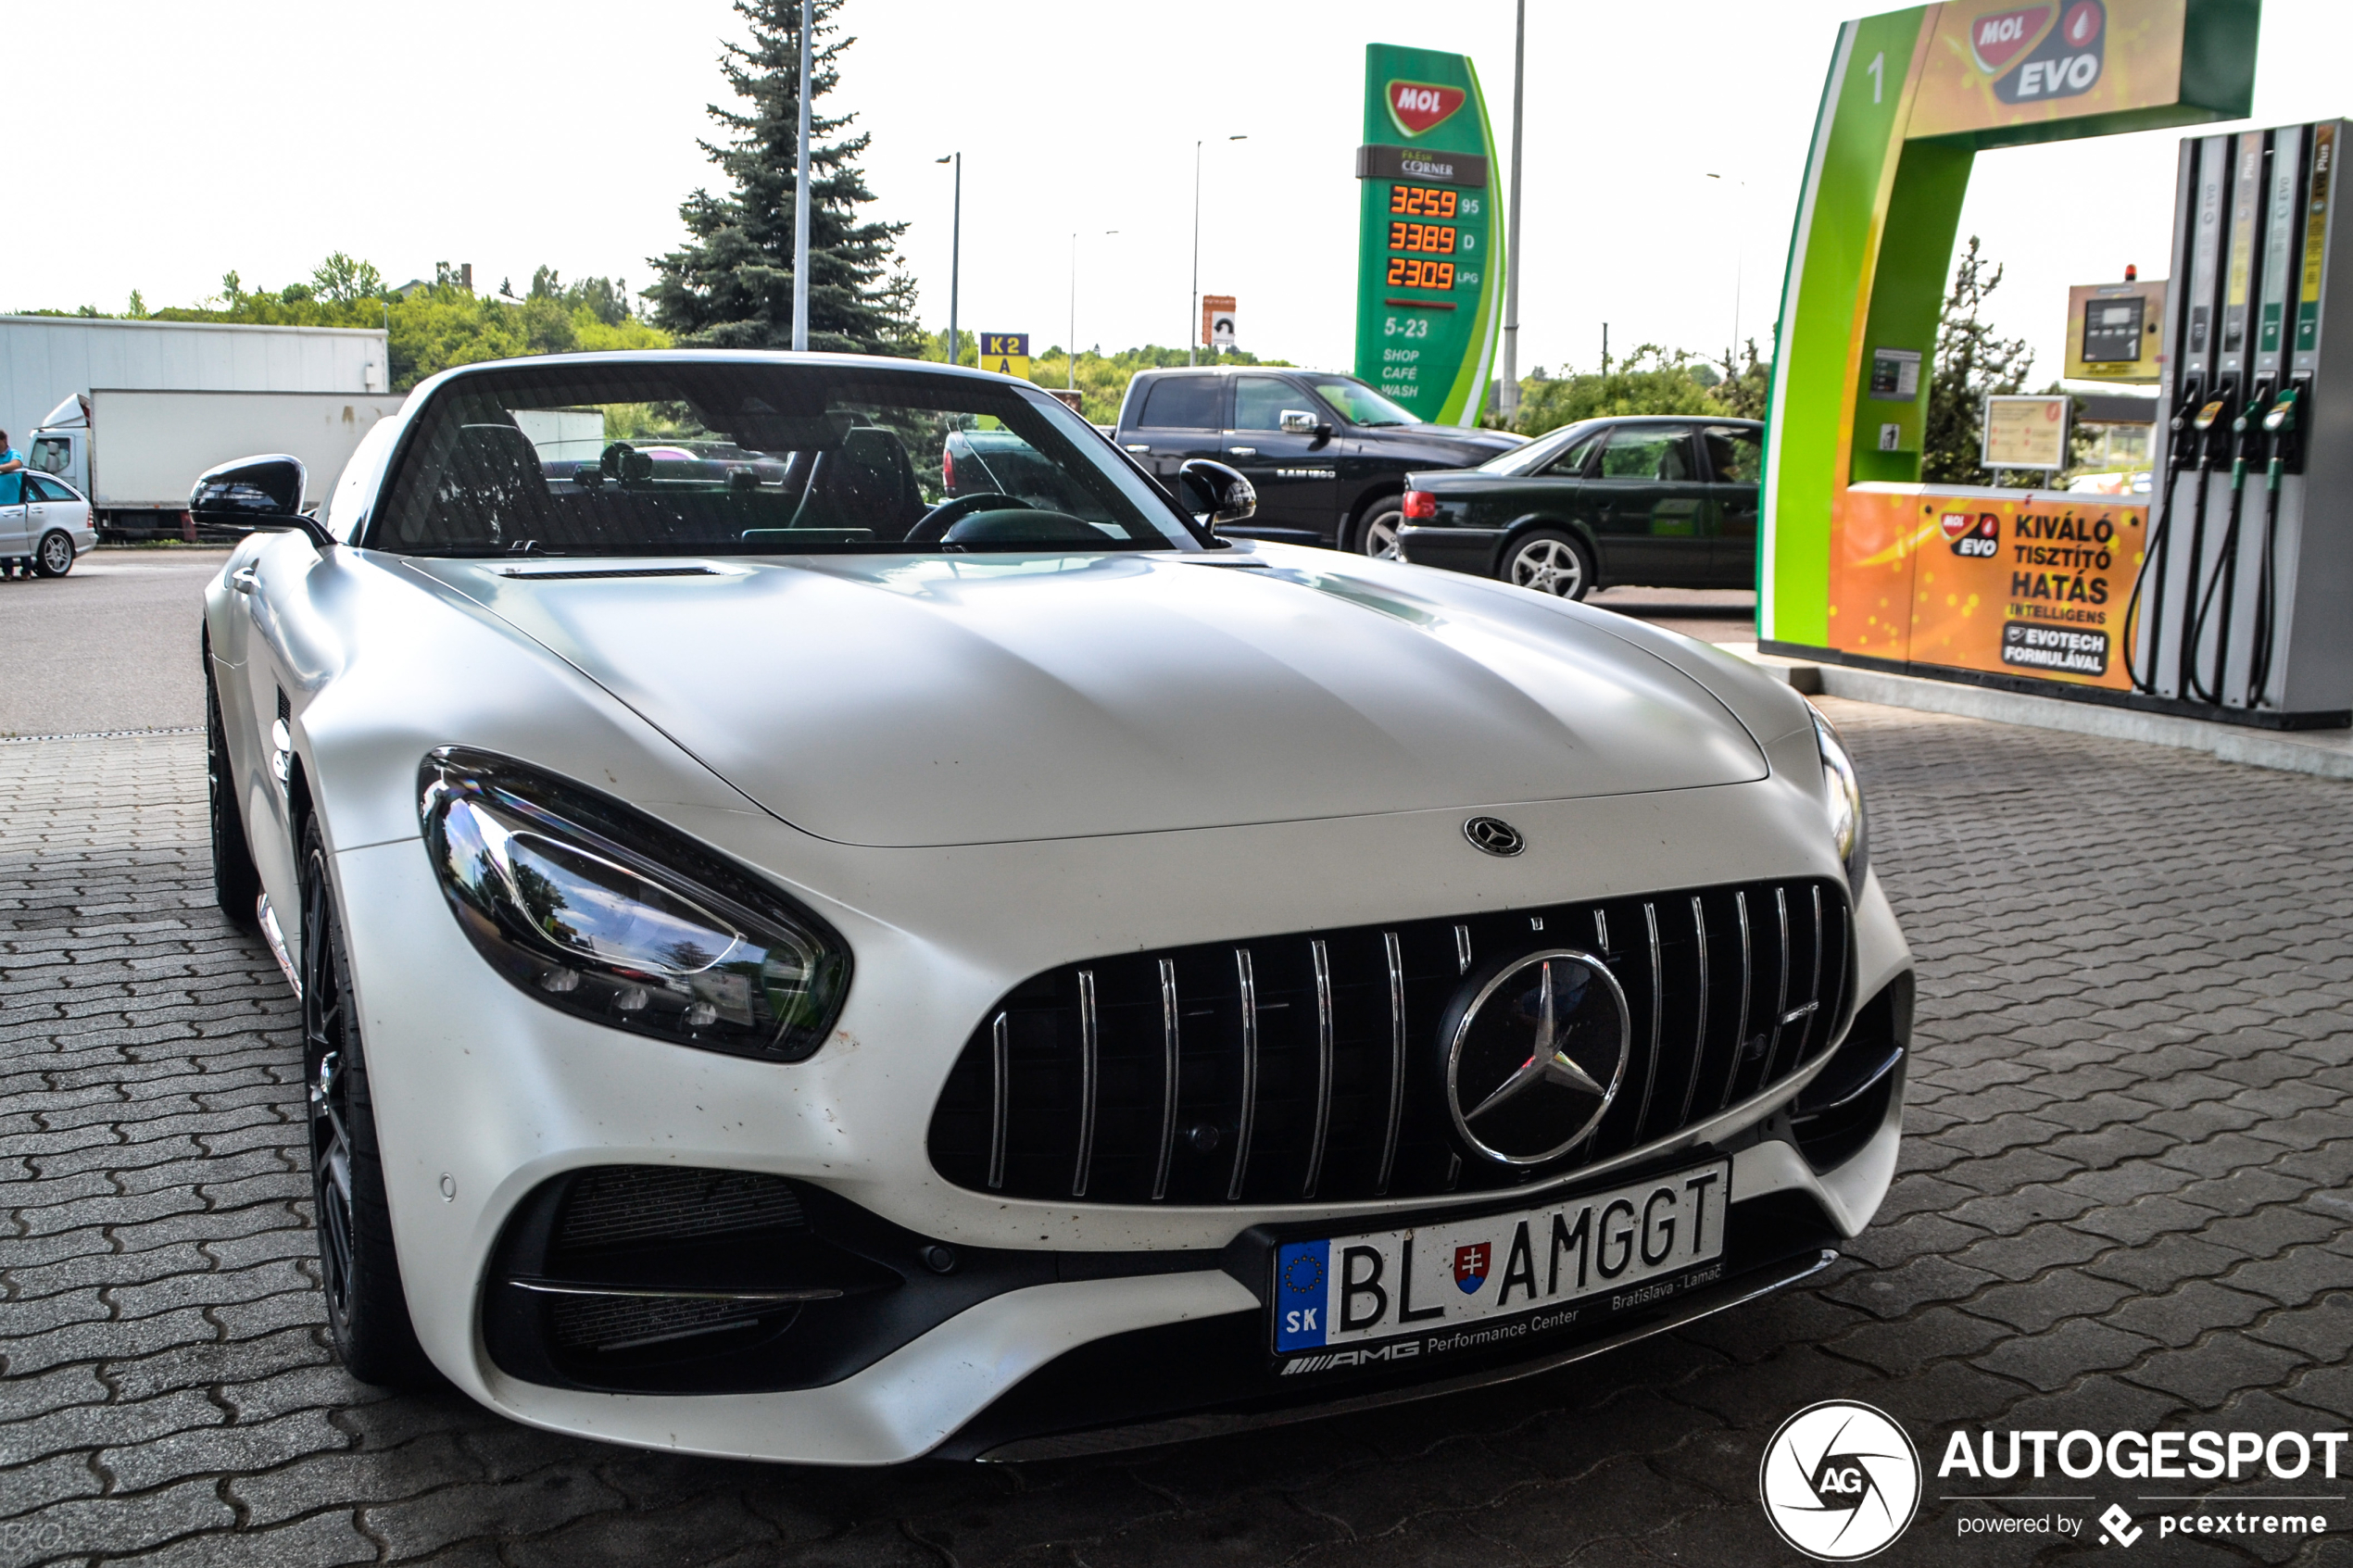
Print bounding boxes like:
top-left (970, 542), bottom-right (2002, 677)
top-left (648, 0), bottom-right (917, 355)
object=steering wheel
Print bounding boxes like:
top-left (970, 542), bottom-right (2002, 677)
top-left (905, 491), bottom-right (1030, 544)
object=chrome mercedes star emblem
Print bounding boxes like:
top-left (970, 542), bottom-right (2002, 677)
top-left (1445, 949), bottom-right (1629, 1165)
top-left (1463, 816), bottom-right (1525, 857)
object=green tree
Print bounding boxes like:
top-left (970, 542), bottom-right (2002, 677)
top-left (1507, 345), bottom-right (1721, 436)
top-left (648, 0), bottom-right (918, 355)
top-left (1923, 236), bottom-right (2038, 485)
top-left (1711, 338), bottom-right (1771, 421)
top-left (311, 253), bottom-right (384, 307)
top-left (91, 253), bottom-right (670, 390)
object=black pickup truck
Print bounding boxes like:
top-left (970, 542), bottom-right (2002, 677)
top-left (1110, 367), bottom-right (1521, 556)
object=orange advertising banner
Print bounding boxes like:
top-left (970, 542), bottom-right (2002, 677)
top-left (1907, 0), bottom-right (2189, 143)
top-left (1830, 484), bottom-right (2148, 689)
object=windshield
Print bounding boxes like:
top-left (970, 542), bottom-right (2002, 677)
top-left (1303, 374), bottom-right (1424, 428)
top-left (369, 360), bottom-right (1199, 558)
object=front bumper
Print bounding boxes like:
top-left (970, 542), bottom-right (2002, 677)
top-left (331, 774), bottom-right (1910, 1464)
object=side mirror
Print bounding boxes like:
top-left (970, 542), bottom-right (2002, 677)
top-left (1176, 458), bottom-right (1257, 531)
top-left (190, 454), bottom-right (330, 546)
top-left (1278, 409), bottom-right (1321, 435)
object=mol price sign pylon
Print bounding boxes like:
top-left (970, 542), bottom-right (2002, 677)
top-left (1353, 44), bottom-right (1505, 428)
top-left (1760, 0), bottom-right (2258, 696)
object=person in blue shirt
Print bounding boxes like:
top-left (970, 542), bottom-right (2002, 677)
top-left (0, 433), bottom-right (23, 579)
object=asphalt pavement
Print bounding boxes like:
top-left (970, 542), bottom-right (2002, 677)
top-left (0, 549), bottom-right (226, 739)
top-left (5, 558), bottom-right (2349, 1567)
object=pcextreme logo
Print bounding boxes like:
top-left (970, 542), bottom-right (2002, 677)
top-left (1385, 81), bottom-right (1466, 138)
top-left (1760, 1401), bottom-right (1923, 1561)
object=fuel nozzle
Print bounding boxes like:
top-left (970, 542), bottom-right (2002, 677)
top-left (2231, 377), bottom-right (2275, 480)
top-left (2191, 392), bottom-right (2232, 469)
top-left (2262, 379), bottom-right (2307, 485)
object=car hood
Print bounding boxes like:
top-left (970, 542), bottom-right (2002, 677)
top-left (408, 549), bottom-right (1766, 848)
top-left (1371, 422), bottom-right (1524, 456)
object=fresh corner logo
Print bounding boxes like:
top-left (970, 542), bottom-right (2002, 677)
top-left (1386, 80), bottom-right (1466, 138)
top-left (1760, 1401), bottom-right (1922, 1561)
top-left (1968, 1), bottom-right (2107, 104)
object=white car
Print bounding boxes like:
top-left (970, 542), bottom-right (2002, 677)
top-left (3, 468), bottom-right (98, 575)
top-left (197, 352), bottom-right (1912, 1465)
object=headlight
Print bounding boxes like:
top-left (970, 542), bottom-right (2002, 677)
top-left (419, 747), bottom-right (850, 1061)
top-left (1811, 709), bottom-right (1869, 888)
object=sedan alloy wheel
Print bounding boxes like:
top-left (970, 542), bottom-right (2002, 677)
top-left (1504, 530), bottom-right (1594, 600)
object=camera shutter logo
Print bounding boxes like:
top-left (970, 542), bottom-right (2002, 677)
top-left (1758, 1400), bottom-right (1920, 1561)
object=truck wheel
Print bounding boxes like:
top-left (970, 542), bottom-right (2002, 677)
top-left (31, 531), bottom-right (74, 577)
top-left (301, 815), bottom-right (435, 1388)
top-left (1353, 496), bottom-right (1404, 559)
top-left (1502, 529), bottom-right (1596, 600)
top-left (206, 667), bottom-right (262, 926)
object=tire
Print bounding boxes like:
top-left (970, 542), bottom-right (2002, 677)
top-left (31, 531), bottom-right (73, 578)
top-left (1502, 529), bottom-right (1597, 600)
top-left (206, 666), bottom-right (262, 926)
top-left (300, 817), bottom-right (435, 1387)
top-left (1353, 495), bottom-right (1404, 560)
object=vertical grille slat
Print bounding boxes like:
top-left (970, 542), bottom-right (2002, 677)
top-left (1071, 971), bottom-right (1100, 1198)
top-left (1378, 930), bottom-right (1406, 1196)
top-left (1227, 948), bottom-right (1260, 1203)
top-left (1679, 895), bottom-right (1711, 1126)
top-left (1302, 941), bottom-right (1335, 1198)
top-left (928, 877), bottom-right (1853, 1206)
top-left (1719, 891), bottom-right (1754, 1113)
top-left (1151, 959), bottom-right (1179, 1201)
top-left (987, 1012), bottom-right (1010, 1192)
top-left (1635, 901), bottom-right (1663, 1138)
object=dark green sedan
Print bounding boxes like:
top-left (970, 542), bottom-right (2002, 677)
top-left (1393, 415), bottom-right (1762, 599)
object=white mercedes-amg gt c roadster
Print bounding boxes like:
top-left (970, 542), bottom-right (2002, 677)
top-left (196, 352), bottom-right (1912, 1464)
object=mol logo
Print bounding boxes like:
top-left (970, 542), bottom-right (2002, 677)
top-left (1968, 5), bottom-right (2054, 73)
top-left (1386, 81), bottom-right (1466, 137)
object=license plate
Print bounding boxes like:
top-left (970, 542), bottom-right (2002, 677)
top-left (1269, 1160), bottom-right (1730, 1367)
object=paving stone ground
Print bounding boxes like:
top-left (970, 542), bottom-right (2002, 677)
top-left (2, 704), bottom-right (2350, 1567)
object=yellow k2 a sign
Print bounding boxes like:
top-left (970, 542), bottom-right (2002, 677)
top-left (980, 332), bottom-right (1031, 380)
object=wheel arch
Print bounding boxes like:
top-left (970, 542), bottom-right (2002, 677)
top-left (1345, 483), bottom-right (1404, 552)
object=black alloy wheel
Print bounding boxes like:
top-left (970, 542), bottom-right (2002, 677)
top-left (205, 663), bottom-right (262, 924)
top-left (1354, 497), bottom-right (1404, 560)
top-left (31, 531), bottom-right (74, 578)
top-left (300, 818), bottom-right (435, 1386)
top-left (1503, 528), bottom-right (1596, 600)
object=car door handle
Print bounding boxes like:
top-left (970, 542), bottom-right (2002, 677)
top-left (1124, 444), bottom-right (1151, 453)
top-left (1227, 446), bottom-right (1257, 458)
top-left (232, 568), bottom-right (258, 595)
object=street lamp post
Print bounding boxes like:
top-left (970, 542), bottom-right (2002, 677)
top-left (1190, 135), bottom-right (1246, 366)
top-left (1705, 172), bottom-right (1746, 355)
top-left (1501, 0), bottom-right (1526, 422)
top-left (937, 153), bottom-right (962, 365)
top-left (791, 0), bottom-right (812, 352)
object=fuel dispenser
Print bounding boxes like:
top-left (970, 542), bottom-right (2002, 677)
top-left (2132, 120), bottom-right (2353, 723)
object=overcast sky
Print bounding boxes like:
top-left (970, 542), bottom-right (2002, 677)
top-left (19, 1), bottom-right (2350, 385)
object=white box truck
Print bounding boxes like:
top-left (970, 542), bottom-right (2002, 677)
top-left (0, 314), bottom-right (392, 533)
top-left (28, 390), bottom-right (406, 533)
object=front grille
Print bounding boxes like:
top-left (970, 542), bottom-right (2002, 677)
top-left (926, 877), bottom-right (1851, 1206)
